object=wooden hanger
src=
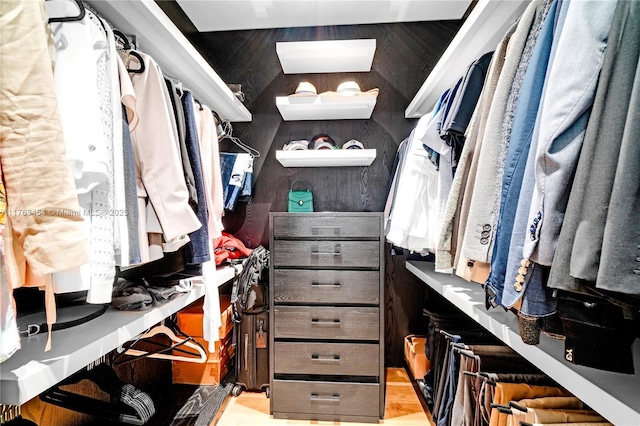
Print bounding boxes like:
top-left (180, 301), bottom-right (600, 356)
top-left (115, 320), bottom-right (207, 364)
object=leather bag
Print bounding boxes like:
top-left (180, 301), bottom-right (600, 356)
top-left (287, 179), bottom-right (313, 212)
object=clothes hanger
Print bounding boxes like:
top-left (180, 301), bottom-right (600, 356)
top-left (113, 29), bottom-right (133, 50)
top-left (47, 0), bottom-right (85, 23)
top-left (163, 73), bottom-right (185, 99)
top-left (217, 119), bottom-right (261, 159)
top-left (39, 363), bottom-right (155, 425)
top-left (112, 30), bottom-right (146, 74)
top-left (127, 51), bottom-right (146, 74)
top-left (438, 329), bottom-right (461, 341)
top-left (114, 320), bottom-right (207, 364)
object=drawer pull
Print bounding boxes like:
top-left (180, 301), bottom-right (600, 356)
top-left (311, 318), bottom-right (341, 326)
top-left (310, 393), bottom-right (340, 402)
top-left (311, 354), bottom-right (341, 362)
top-left (311, 244), bottom-right (341, 256)
top-left (311, 282), bottom-right (341, 288)
top-left (311, 225), bottom-right (340, 236)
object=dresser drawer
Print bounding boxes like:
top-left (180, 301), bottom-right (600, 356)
top-left (273, 215), bottom-right (380, 239)
top-left (274, 269), bottom-right (379, 305)
top-left (274, 306), bottom-right (379, 340)
top-left (272, 240), bottom-right (379, 268)
top-left (274, 342), bottom-right (379, 376)
top-left (272, 380), bottom-right (379, 418)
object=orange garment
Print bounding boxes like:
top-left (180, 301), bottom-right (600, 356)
top-left (510, 408), bottom-right (606, 426)
top-left (490, 382), bottom-right (571, 426)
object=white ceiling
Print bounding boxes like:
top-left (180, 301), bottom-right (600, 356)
top-left (176, 0), bottom-right (473, 32)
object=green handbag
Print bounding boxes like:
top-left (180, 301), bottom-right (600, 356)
top-left (288, 179), bottom-right (314, 213)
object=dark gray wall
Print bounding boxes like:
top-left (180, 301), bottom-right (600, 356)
top-left (173, 15), bottom-right (463, 365)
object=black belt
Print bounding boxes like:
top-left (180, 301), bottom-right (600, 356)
top-left (17, 304), bottom-right (108, 337)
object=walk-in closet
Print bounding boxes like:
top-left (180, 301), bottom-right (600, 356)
top-left (1, 1), bottom-right (638, 425)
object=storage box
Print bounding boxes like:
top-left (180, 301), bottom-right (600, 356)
top-left (172, 333), bottom-right (235, 385)
top-left (171, 355), bottom-right (232, 386)
top-left (177, 294), bottom-right (234, 339)
top-left (404, 334), bottom-right (431, 380)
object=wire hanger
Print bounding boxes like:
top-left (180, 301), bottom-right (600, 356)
top-left (47, 0), bottom-right (85, 23)
top-left (113, 319), bottom-right (207, 365)
top-left (217, 117), bottom-right (260, 159)
top-left (164, 74), bottom-right (184, 98)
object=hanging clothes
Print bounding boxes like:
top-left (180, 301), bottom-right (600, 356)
top-left (436, 12), bottom-right (521, 274)
top-left (46, 4), bottom-right (118, 304)
top-left (0, 165), bottom-right (19, 362)
top-left (127, 50), bottom-right (202, 252)
top-left (486, 0), bottom-right (560, 309)
top-left (220, 152), bottom-right (253, 211)
top-left (0, 0), bottom-right (89, 280)
top-left (548, 0), bottom-right (640, 296)
top-left (165, 77), bottom-right (198, 210)
top-left (196, 104), bottom-right (225, 240)
top-left (180, 90), bottom-right (210, 265)
top-left (503, 0), bottom-right (618, 322)
top-left (457, 0), bottom-right (554, 271)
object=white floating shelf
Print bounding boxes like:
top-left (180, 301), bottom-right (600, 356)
top-left (276, 93), bottom-right (377, 121)
top-left (276, 149), bottom-right (376, 167)
top-left (406, 260), bottom-right (640, 426)
top-left (276, 39), bottom-right (376, 74)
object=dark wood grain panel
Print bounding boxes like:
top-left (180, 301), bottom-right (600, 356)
top-left (272, 379), bottom-right (380, 419)
top-left (274, 306), bottom-right (379, 340)
top-left (274, 342), bottom-right (379, 376)
top-left (272, 214), bottom-right (381, 239)
top-left (189, 19), bottom-right (463, 370)
top-left (272, 240), bottom-right (379, 268)
top-left (274, 269), bottom-right (379, 305)
top-left (384, 248), bottom-right (429, 367)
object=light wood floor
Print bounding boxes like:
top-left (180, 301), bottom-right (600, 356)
top-left (212, 368), bottom-right (435, 426)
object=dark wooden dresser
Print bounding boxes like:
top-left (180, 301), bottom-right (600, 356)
top-left (268, 212), bottom-right (385, 423)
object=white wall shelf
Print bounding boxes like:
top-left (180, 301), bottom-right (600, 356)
top-left (406, 260), bottom-right (640, 426)
top-left (0, 265), bottom-right (239, 406)
top-left (85, 0), bottom-right (251, 123)
top-left (405, 0), bottom-right (530, 118)
top-left (276, 93), bottom-right (377, 121)
top-left (276, 39), bottom-right (376, 74)
top-left (276, 149), bottom-right (376, 167)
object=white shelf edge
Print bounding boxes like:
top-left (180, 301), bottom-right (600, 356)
top-left (276, 94), bottom-right (377, 121)
top-left (405, 0), bottom-right (530, 118)
top-left (85, 0), bottom-right (251, 122)
top-left (276, 39), bottom-right (376, 74)
top-left (405, 260), bottom-right (640, 426)
top-left (0, 265), bottom-right (239, 406)
top-left (276, 149), bottom-right (376, 167)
